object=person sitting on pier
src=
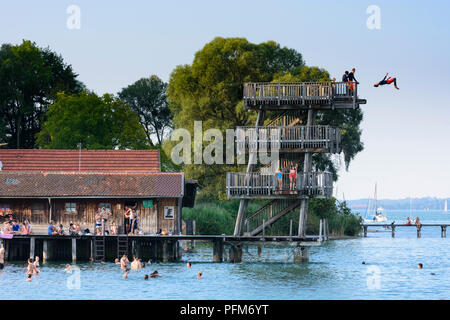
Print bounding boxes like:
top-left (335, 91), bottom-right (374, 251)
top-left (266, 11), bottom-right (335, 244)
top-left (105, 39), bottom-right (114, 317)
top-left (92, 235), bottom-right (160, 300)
top-left (57, 224), bottom-right (65, 235)
top-left (48, 221), bottom-right (58, 235)
top-left (374, 73), bottom-right (399, 90)
top-left (12, 220), bottom-right (20, 233)
top-left (406, 217), bottom-right (412, 226)
top-left (110, 221), bottom-right (118, 235)
top-left (415, 217), bottom-right (422, 228)
top-left (22, 220), bottom-right (32, 235)
top-left (69, 222), bottom-right (76, 236)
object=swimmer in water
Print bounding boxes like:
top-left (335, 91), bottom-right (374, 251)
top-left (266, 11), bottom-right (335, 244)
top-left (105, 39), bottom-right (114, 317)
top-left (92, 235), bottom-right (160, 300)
top-left (418, 263), bottom-right (423, 269)
top-left (131, 256), bottom-right (141, 270)
top-left (26, 258), bottom-right (37, 277)
top-left (65, 264), bottom-right (71, 272)
top-left (144, 274), bottom-right (149, 280)
top-left (123, 268), bottom-right (130, 279)
top-left (197, 272), bottom-right (203, 279)
top-left (120, 254), bottom-right (129, 270)
top-left (114, 258), bottom-right (120, 265)
top-left (34, 256), bottom-right (40, 268)
top-left (26, 274), bottom-right (32, 282)
top-left (187, 262), bottom-right (191, 268)
top-left (150, 270), bottom-right (161, 278)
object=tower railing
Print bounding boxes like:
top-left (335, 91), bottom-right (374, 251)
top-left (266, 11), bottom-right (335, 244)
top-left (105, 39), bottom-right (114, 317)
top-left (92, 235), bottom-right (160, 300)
top-left (243, 82), bottom-right (358, 108)
top-left (226, 171), bottom-right (333, 199)
top-left (236, 125), bottom-right (341, 153)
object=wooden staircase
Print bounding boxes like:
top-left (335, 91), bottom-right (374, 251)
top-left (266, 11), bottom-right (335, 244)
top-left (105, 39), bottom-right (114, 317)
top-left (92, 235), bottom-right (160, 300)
top-left (244, 199), bottom-right (301, 236)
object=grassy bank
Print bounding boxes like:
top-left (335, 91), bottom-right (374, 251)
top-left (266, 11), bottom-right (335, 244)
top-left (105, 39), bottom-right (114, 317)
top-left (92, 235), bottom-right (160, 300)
top-left (182, 199), bottom-right (362, 236)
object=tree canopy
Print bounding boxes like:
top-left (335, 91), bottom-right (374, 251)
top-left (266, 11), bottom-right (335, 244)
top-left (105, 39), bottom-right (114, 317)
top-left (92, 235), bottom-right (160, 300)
top-left (165, 37), bottom-right (362, 199)
top-left (0, 40), bottom-right (83, 148)
top-left (36, 91), bottom-right (149, 150)
top-left (118, 75), bottom-right (172, 146)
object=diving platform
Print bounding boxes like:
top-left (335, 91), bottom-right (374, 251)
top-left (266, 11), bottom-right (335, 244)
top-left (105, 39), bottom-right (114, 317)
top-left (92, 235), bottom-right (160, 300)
top-left (244, 82), bottom-right (366, 110)
top-left (236, 125), bottom-right (341, 154)
top-left (226, 172), bottom-right (333, 199)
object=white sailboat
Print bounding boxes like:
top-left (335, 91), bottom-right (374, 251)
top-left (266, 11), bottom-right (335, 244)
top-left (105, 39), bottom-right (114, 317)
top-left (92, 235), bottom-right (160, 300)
top-left (364, 183), bottom-right (387, 223)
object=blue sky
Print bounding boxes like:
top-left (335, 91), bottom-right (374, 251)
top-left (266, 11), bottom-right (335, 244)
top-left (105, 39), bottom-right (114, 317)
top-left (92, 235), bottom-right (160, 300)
top-left (1, 0), bottom-right (450, 199)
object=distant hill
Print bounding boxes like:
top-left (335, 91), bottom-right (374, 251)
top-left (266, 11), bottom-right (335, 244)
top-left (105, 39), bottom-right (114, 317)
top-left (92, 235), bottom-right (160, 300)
top-left (346, 197), bottom-right (449, 211)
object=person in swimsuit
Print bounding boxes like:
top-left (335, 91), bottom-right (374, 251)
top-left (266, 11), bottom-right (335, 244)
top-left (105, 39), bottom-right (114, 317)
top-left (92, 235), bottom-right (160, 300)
top-left (374, 73), bottom-right (399, 90)
top-left (276, 168), bottom-right (283, 190)
top-left (94, 209), bottom-right (103, 235)
top-left (120, 254), bottom-right (129, 270)
top-left (289, 166), bottom-right (297, 191)
top-left (0, 245), bottom-right (5, 270)
top-left (123, 206), bottom-right (131, 234)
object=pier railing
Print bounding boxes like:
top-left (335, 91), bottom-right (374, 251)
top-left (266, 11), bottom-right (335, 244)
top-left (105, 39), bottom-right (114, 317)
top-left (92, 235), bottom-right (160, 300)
top-left (243, 82), bottom-right (358, 108)
top-left (236, 125), bottom-right (341, 153)
top-left (226, 171), bottom-right (333, 199)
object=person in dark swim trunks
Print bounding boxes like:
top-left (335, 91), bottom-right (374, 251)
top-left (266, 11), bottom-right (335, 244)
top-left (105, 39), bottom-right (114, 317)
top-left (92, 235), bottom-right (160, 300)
top-left (374, 73), bottom-right (399, 90)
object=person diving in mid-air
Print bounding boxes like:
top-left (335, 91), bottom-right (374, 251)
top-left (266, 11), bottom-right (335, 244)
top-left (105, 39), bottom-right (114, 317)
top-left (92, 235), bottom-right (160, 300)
top-left (374, 73), bottom-right (399, 90)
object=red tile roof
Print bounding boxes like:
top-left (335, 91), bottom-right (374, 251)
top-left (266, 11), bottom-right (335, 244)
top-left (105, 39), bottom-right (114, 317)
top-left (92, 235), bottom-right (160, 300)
top-left (0, 172), bottom-right (183, 198)
top-left (0, 149), bottom-right (160, 173)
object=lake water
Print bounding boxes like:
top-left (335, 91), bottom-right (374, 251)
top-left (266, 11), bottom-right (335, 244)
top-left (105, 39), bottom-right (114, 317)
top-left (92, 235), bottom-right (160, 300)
top-left (1, 210), bottom-right (450, 300)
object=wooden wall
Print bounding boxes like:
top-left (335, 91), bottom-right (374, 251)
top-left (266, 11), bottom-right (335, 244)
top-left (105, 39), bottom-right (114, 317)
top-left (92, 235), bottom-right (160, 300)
top-left (2, 198), bottom-right (180, 234)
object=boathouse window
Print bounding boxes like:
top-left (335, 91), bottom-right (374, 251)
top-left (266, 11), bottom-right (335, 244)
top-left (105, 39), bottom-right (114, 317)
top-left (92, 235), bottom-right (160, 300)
top-left (99, 203), bottom-right (111, 212)
top-left (65, 202), bottom-right (77, 213)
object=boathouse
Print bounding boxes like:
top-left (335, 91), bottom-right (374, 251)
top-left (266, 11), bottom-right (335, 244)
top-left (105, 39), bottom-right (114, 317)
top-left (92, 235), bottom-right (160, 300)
top-left (0, 149), bottom-right (196, 234)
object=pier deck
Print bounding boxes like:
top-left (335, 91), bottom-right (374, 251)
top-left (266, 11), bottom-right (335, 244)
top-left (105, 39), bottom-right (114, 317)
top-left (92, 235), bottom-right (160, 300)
top-left (362, 223), bottom-right (450, 238)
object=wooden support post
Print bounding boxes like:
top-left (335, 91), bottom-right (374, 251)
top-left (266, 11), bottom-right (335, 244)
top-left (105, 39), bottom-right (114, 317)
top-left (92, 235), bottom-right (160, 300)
top-left (363, 226), bottom-right (368, 237)
top-left (30, 237), bottom-right (35, 260)
top-left (234, 109), bottom-right (265, 236)
top-left (262, 219), bottom-right (265, 237)
top-left (162, 241), bottom-right (169, 262)
top-left (417, 226), bottom-right (421, 238)
top-left (257, 245), bottom-right (262, 257)
top-left (443, 226), bottom-right (447, 238)
top-left (293, 245), bottom-right (309, 263)
top-left (213, 240), bottom-right (224, 262)
top-left (319, 219), bottom-right (323, 242)
top-left (72, 238), bottom-right (77, 262)
top-left (90, 239), bottom-right (94, 262)
top-left (43, 240), bottom-right (48, 263)
top-left (391, 226), bottom-right (395, 238)
top-left (289, 219), bottom-right (293, 239)
top-left (3, 240), bottom-right (8, 262)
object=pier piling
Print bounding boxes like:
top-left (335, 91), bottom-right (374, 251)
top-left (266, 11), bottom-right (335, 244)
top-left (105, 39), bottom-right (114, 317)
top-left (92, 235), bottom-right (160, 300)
top-left (30, 237), bottom-right (35, 260)
top-left (391, 226), bottom-right (396, 238)
top-left (293, 245), bottom-right (309, 263)
top-left (43, 240), bottom-right (48, 263)
top-left (72, 238), bottom-right (77, 262)
top-left (213, 239), bottom-right (224, 262)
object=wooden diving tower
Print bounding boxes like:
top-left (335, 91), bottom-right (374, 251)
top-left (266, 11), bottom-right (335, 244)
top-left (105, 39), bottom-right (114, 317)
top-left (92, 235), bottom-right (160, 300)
top-left (227, 81), bottom-right (366, 259)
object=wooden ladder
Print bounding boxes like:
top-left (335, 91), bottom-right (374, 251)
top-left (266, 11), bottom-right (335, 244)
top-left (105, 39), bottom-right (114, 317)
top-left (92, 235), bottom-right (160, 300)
top-left (94, 236), bottom-right (105, 261)
top-left (117, 235), bottom-right (129, 258)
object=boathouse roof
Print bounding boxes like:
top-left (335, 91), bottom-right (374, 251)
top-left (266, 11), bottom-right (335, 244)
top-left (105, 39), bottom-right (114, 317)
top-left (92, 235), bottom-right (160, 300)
top-left (0, 149), bottom-right (160, 173)
top-left (0, 171), bottom-right (184, 198)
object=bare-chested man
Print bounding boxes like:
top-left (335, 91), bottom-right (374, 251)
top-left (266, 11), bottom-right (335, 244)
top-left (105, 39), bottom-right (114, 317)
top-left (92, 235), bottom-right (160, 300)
top-left (0, 245), bottom-right (5, 270)
top-left (120, 254), bottom-right (129, 270)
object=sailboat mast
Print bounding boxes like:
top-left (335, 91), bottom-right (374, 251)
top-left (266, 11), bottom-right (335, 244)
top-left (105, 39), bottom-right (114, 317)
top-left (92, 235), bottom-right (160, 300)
top-left (374, 183), bottom-right (377, 214)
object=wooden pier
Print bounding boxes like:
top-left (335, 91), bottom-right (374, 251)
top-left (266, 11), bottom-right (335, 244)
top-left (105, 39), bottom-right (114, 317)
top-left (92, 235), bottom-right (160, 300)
top-left (0, 234), bottom-right (324, 263)
top-left (362, 224), bottom-right (450, 238)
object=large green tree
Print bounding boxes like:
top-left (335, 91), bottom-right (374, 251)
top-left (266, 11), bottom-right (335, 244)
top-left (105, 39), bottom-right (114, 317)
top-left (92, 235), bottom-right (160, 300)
top-left (0, 40), bottom-right (83, 148)
top-left (165, 37), bottom-right (351, 199)
top-left (36, 91), bottom-right (149, 150)
top-left (118, 75), bottom-right (172, 146)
